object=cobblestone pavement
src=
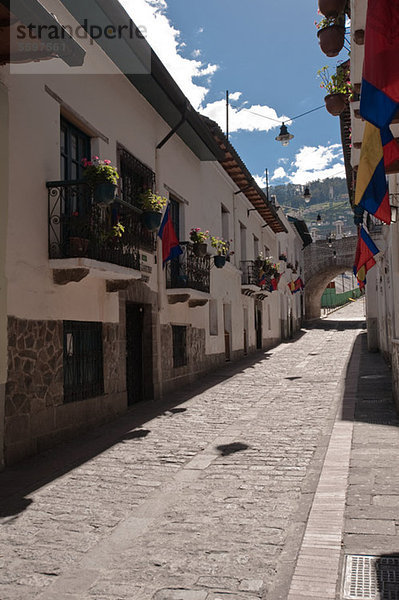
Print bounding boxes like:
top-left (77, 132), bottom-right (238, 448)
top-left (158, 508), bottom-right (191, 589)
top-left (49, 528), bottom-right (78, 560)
top-left (0, 301), bottom-right (367, 600)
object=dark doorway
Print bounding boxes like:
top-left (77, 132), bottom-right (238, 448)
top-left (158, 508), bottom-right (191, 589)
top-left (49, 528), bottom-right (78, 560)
top-left (126, 303), bottom-right (144, 405)
top-left (255, 302), bottom-right (262, 350)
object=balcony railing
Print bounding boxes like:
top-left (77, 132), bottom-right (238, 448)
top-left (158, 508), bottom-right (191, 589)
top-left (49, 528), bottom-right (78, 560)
top-left (241, 260), bottom-right (271, 290)
top-left (166, 242), bottom-right (210, 293)
top-left (47, 180), bottom-right (157, 270)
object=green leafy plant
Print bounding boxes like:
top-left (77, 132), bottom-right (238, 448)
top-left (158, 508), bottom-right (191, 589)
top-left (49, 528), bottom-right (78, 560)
top-left (317, 65), bottom-right (353, 97)
top-left (210, 236), bottom-right (229, 256)
top-left (315, 16), bottom-right (337, 30)
top-left (82, 157), bottom-right (119, 186)
top-left (101, 221), bottom-right (125, 246)
top-left (139, 190), bottom-right (168, 213)
top-left (264, 256), bottom-right (280, 277)
top-left (190, 227), bottom-right (209, 243)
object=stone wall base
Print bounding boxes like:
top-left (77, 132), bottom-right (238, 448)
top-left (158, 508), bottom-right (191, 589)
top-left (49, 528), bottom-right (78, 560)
top-left (5, 316), bottom-right (126, 466)
top-left (160, 323), bottom-right (282, 397)
top-left (5, 391), bottom-right (126, 465)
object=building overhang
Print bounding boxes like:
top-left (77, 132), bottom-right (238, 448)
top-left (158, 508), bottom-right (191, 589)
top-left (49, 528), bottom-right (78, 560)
top-left (60, 0), bottom-right (223, 162)
top-left (0, 0), bottom-right (85, 66)
top-left (202, 116), bottom-right (288, 234)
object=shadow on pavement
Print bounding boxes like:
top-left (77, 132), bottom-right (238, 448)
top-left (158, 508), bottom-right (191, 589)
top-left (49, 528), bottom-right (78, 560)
top-left (305, 319), bottom-right (367, 331)
top-left (340, 332), bottom-right (397, 425)
top-left (0, 335), bottom-right (302, 518)
top-left (216, 442), bottom-right (250, 456)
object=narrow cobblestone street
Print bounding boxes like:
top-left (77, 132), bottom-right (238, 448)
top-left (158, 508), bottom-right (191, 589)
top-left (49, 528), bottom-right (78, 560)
top-left (3, 299), bottom-right (396, 600)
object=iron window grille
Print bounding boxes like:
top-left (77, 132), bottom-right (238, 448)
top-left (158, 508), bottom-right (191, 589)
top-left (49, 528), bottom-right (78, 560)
top-left (47, 180), bottom-right (145, 266)
top-left (166, 242), bottom-right (210, 293)
top-left (172, 325), bottom-right (187, 368)
top-left (63, 321), bottom-right (104, 403)
top-left (241, 260), bottom-right (271, 289)
top-left (118, 146), bottom-right (156, 208)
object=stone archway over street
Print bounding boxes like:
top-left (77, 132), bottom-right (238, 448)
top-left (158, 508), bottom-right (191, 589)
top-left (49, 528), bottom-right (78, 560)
top-left (303, 236), bottom-right (358, 320)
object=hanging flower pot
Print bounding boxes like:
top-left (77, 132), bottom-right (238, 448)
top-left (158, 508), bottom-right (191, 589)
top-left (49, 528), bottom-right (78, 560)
top-left (82, 157), bottom-right (119, 204)
top-left (94, 182), bottom-right (117, 205)
top-left (193, 242), bottom-right (208, 257)
top-left (317, 25), bottom-right (345, 57)
top-left (214, 255), bottom-right (226, 269)
top-left (324, 93), bottom-right (347, 115)
top-left (318, 0), bottom-right (346, 18)
top-left (141, 211), bottom-right (162, 232)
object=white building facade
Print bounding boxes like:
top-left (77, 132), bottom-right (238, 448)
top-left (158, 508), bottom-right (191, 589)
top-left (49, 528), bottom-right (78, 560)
top-left (0, 0), bottom-right (307, 466)
top-left (348, 0), bottom-right (399, 407)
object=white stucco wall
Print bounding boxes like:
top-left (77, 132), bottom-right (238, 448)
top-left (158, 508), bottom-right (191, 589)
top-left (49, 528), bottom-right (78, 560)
top-left (2, 0), bottom-right (289, 360)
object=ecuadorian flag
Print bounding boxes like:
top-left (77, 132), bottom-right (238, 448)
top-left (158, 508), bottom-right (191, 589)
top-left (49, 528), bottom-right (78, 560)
top-left (354, 123), bottom-right (399, 224)
top-left (158, 203), bottom-right (183, 267)
top-left (360, 0), bottom-right (399, 129)
top-left (353, 225), bottom-right (379, 285)
top-left (355, 0), bottom-right (399, 224)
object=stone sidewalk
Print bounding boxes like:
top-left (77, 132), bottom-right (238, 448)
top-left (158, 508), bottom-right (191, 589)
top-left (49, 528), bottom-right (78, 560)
top-left (0, 299), bottom-right (390, 600)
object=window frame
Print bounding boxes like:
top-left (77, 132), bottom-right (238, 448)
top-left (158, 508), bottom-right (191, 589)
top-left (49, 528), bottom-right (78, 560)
top-left (117, 145), bottom-right (156, 208)
top-left (63, 320), bottom-right (104, 403)
top-left (172, 325), bottom-right (188, 368)
top-left (60, 117), bottom-right (91, 182)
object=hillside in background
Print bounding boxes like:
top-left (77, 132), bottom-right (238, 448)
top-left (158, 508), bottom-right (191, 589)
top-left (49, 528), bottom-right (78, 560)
top-left (268, 177), bottom-right (356, 238)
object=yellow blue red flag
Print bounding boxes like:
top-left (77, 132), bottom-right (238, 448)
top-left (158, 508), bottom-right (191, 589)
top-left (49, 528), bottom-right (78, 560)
top-left (354, 122), bottom-right (399, 224)
top-left (353, 225), bottom-right (379, 285)
top-left (360, 0), bottom-right (399, 129)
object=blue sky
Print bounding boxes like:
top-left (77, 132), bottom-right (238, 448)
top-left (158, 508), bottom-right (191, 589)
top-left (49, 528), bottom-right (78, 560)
top-left (120, 0), bottom-right (350, 187)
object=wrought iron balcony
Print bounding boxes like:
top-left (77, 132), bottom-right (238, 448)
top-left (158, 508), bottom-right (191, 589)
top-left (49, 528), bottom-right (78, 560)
top-left (47, 180), bottom-right (157, 271)
top-left (241, 260), bottom-right (271, 290)
top-left (166, 242), bottom-right (210, 294)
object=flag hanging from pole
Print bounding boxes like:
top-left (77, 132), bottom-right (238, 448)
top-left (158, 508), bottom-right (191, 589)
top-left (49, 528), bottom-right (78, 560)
top-left (353, 225), bottom-right (379, 285)
top-left (354, 122), bottom-right (399, 224)
top-left (360, 0), bottom-right (399, 129)
top-left (157, 203), bottom-right (183, 267)
top-left (355, 0), bottom-right (399, 223)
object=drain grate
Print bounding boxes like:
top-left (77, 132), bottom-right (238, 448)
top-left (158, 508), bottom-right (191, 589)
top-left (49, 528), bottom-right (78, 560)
top-left (343, 555), bottom-right (399, 599)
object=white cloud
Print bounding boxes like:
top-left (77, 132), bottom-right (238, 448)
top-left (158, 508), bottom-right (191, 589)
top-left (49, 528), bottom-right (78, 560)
top-left (289, 144), bottom-right (345, 184)
top-left (271, 167), bottom-right (288, 181)
top-left (253, 174), bottom-right (266, 188)
top-left (253, 144), bottom-right (345, 187)
top-left (119, 0), bottom-right (218, 109)
top-left (201, 95), bottom-right (291, 134)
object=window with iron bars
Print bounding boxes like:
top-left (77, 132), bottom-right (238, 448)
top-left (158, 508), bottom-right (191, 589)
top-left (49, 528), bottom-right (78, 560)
top-left (172, 325), bottom-right (188, 368)
top-left (63, 321), bottom-right (104, 403)
top-left (118, 145), bottom-right (155, 208)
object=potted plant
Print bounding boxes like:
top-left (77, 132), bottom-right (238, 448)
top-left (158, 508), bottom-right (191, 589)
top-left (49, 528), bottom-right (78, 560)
top-left (82, 157), bottom-right (119, 205)
top-left (264, 257), bottom-right (280, 278)
top-left (139, 190), bottom-right (168, 231)
top-left (68, 210), bottom-right (89, 257)
top-left (210, 236), bottom-right (229, 268)
top-left (190, 227), bottom-right (209, 257)
top-left (316, 16), bottom-right (345, 57)
top-left (318, 0), bottom-right (346, 18)
top-left (99, 221), bottom-right (125, 262)
top-left (317, 65), bottom-right (352, 116)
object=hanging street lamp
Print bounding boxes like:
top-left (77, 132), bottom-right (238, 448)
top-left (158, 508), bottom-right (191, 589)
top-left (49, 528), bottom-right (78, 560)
top-left (275, 123), bottom-right (294, 146)
top-left (303, 186), bottom-right (311, 203)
